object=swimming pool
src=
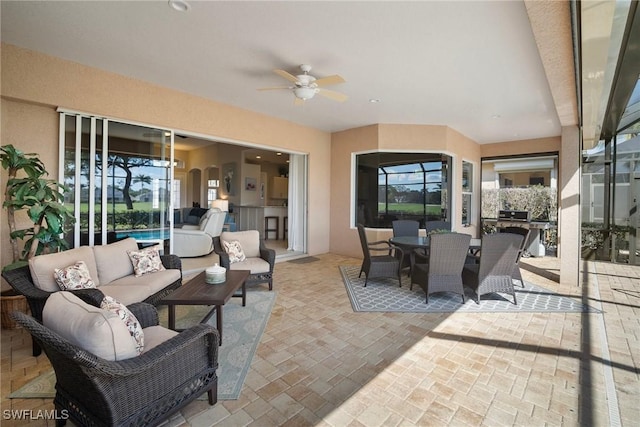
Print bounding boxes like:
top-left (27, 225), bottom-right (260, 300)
top-left (116, 229), bottom-right (170, 241)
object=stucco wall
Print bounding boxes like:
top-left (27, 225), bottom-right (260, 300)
top-left (1, 43), bottom-right (331, 279)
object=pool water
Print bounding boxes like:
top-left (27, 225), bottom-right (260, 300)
top-left (116, 229), bottom-right (169, 241)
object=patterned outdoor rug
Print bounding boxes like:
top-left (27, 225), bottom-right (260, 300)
top-left (340, 265), bottom-right (598, 313)
top-left (9, 289), bottom-right (275, 401)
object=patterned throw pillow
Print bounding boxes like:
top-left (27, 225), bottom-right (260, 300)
top-left (127, 247), bottom-right (166, 277)
top-left (100, 295), bottom-right (144, 355)
top-left (53, 261), bottom-right (97, 290)
top-left (222, 240), bottom-right (246, 263)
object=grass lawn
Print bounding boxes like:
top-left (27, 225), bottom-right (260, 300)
top-left (78, 202), bottom-right (158, 213)
top-left (379, 203), bottom-right (441, 215)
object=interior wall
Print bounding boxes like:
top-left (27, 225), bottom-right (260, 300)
top-left (0, 43), bottom-right (332, 268)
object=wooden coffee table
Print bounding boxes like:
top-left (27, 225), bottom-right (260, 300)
top-left (160, 269), bottom-right (250, 344)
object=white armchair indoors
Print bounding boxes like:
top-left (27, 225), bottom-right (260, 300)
top-left (173, 208), bottom-right (226, 257)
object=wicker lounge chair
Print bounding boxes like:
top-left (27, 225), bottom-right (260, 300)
top-left (410, 232), bottom-right (471, 303)
top-left (500, 226), bottom-right (531, 287)
top-left (12, 291), bottom-right (219, 427)
top-left (357, 223), bottom-right (404, 287)
top-left (462, 233), bottom-right (523, 304)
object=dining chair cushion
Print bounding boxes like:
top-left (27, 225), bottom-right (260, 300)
top-left (43, 291), bottom-right (140, 361)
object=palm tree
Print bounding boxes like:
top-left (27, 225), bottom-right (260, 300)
top-left (133, 174), bottom-right (152, 202)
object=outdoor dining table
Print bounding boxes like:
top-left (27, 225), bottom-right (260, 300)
top-left (389, 235), bottom-right (481, 250)
top-left (389, 235), bottom-right (482, 267)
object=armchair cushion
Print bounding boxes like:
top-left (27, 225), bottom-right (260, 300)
top-left (142, 325), bottom-right (179, 352)
top-left (220, 230), bottom-right (260, 258)
top-left (43, 291), bottom-right (140, 361)
top-left (29, 246), bottom-right (100, 291)
top-left (54, 261), bottom-right (97, 290)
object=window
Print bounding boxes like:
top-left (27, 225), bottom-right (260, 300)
top-left (207, 178), bottom-right (219, 206)
top-left (356, 152), bottom-right (452, 228)
top-left (462, 161), bottom-right (473, 226)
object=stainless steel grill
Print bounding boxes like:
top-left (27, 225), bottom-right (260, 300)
top-left (484, 210), bottom-right (553, 257)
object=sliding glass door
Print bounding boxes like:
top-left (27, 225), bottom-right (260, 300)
top-left (60, 112), bottom-right (173, 251)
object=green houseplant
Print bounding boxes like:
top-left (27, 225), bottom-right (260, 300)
top-left (1, 144), bottom-right (74, 265)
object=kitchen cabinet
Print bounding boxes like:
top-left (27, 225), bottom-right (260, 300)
top-left (271, 177), bottom-right (288, 199)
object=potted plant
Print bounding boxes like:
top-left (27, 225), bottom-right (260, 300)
top-left (1, 144), bottom-right (75, 264)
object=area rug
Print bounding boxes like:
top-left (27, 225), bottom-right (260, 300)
top-left (9, 289), bottom-right (276, 401)
top-left (340, 265), bottom-right (598, 313)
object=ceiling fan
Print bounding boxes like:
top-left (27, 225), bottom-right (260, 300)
top-left (258, 64), bottom-right (348, 104)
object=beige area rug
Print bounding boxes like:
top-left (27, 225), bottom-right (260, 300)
top-left (10, 288), bottom-right (275, 401)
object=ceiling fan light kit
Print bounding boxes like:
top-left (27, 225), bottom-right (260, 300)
top-left (259, 64), bottom-right (347, 104)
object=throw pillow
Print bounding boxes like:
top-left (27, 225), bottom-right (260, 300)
top-left (100, 295), bottom-right (144, 355)
top-left (127, 247), bottom-right (166, 277)
top-left (53, 260), bottom-right (97, 290)
top-left (222, 240), bottom-right (246, 263)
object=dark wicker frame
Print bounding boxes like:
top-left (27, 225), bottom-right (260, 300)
top-left (357, 223), bottom-right (404, 287)
top-left (12, 302), bottom-right (218, 427)
top-left (410, 232), bottom-right (471, 303)
top-left (462, 233), bottom-right (523, 304)
top-left (213, 236), bottom-right (275, 290)
top-left (499, 226), bottom-right (531, 287)
top-left (1, 254), bottom-right (182, 356)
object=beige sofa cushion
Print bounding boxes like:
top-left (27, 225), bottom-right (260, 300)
top-left (43, 291), bottom-right (139, 361)
top-left (228, 257), bottom-right (270, 274)
top-left (99, 269), bottom-right (181, 305)
top-left (93, 238), bottom-right (138, 284)
top-left (29, 246), bottom-right (100, 292)
top-left (220, 230), bottom-right (260, 258)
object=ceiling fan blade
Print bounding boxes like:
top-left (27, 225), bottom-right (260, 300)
top-left (317, 88), bottom-right (348, 102)
top-left (315, 74), bottom-right (346, 87)
top-left (274, 69), bottom-right (299, 83)
top-left (257, 86), bottom-right (291, 91)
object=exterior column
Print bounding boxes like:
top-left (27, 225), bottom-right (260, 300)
top-left (560, 125), bottom-right (581, 286)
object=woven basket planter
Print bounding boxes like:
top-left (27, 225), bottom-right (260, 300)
top-left (1, 290), bottom-right (28, 329)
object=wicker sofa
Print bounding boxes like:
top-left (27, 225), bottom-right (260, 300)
top-left (2, 237), bottom-right (182, 355)
top-left (12, 290), bottom-right (218, 427)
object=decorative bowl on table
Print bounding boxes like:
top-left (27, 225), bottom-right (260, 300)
top-left (205, 264), bottom-right (226, 284)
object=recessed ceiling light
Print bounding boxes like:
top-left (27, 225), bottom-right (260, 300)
top-left (256, 155), bottom-right (261, 159)
top-left (286, 160), bottom-right (290, 163)
top-left (168, 0), bottom-right (190, 12)
top-left (276, 152), bottom-right (282, 156)
top-left (491, 114), bottom-right (501, 119)
top-left (369, 99), bottom-right (381, 103)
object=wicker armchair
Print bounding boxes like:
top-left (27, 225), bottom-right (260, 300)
top-left (357, 223), bottom-right (404, 287)
top-left (462, 233), bottom-right (523, 304)
top-left (12, 297), bottom-right (218, 427)
top-left (410, 232), bottom-right (471, 303)
top-left (499, 226), bottom-right (531, 287)
top-left (1, 254), bottom-right (182, 356)
top-left (213, 231), bottom-right (275, 290)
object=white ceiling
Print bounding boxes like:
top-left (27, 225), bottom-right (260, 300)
top-left (1, 0), bottom-right (564, 144)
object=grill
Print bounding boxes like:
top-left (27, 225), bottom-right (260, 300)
top-left (485, 210), bottom-right (553, 257)
top-left (498, 210), bottom-right (531, 222)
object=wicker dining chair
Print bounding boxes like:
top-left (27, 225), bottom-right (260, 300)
top-left (500, 226), bottom-right (531, 287)
top-left (357, 223), bottom-right (404, 287)
top-left (462, 233), bottom-right (523, 304)
top-left (391, 220), bottom-right (423, 276)
top-left (410, 232), bottom-right (471, 303)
